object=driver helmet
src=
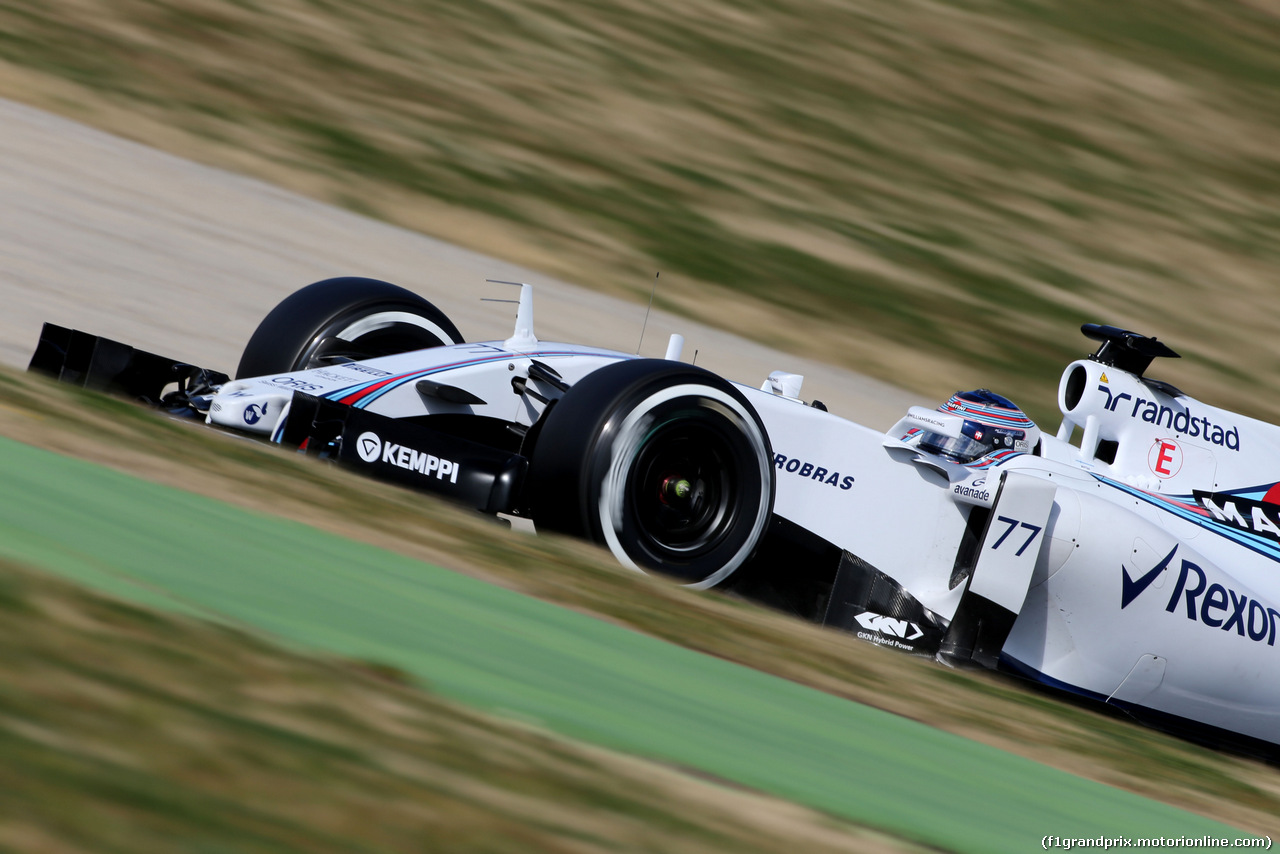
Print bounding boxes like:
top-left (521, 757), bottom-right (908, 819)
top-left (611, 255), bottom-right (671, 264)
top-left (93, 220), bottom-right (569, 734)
top-left (914, 389), bottom-right (1039, 464)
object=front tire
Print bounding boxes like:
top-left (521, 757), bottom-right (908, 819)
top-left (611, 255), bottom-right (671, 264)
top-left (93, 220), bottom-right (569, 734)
top-left (236, 277), bottom-right (464, 378)
top-left (528, 360), bottom-right (774, 588)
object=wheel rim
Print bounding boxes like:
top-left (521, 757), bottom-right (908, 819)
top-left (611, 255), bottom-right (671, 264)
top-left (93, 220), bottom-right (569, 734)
top-left (597, 386), bottom-right (772, 587)
top-left (629, 422), bottom-right (737, 555)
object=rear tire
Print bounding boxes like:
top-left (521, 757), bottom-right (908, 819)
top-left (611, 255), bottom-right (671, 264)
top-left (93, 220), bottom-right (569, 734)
top-left (236, 277), bottom-right (463, 379)
top-left (528, 360), bottom-right (774, 588)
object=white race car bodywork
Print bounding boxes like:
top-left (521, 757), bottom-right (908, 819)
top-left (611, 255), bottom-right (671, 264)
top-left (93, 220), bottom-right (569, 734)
top-left (34, 284), bottom-right (1280, 755)
top-left (210, 341), bottom-right (633, 442)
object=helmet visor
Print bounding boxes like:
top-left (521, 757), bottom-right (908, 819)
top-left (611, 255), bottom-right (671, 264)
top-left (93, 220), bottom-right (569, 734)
top-left (918, 431), bottom-right (993, 464)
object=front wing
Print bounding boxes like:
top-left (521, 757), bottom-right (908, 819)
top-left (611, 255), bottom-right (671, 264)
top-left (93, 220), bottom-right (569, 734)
top-left (29, 323), bottom-right (528, 516)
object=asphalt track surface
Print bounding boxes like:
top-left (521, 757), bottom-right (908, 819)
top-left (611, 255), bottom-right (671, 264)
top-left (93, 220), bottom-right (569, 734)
top-left (0, 436), bottom-right (1244, 852)
top-left (0, 97), bottom-right (927, 430)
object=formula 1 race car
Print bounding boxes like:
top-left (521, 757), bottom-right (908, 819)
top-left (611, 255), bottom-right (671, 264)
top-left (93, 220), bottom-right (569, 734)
top-left (28, 277), bottom-right (1280, 758)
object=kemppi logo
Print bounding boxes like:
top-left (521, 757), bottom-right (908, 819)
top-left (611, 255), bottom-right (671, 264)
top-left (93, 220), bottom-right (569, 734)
top-left (354, 431), bottom-right (460, 483)
top-left (356, 432), bottom-right (382, 462)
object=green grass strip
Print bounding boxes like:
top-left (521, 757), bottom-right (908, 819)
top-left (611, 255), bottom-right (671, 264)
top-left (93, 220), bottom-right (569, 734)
top-left (0, 435), bottom-right (1244, 851)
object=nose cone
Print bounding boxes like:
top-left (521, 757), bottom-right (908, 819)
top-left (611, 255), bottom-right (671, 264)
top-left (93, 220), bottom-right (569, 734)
top-left (207, 382), bottom-right (290, 435)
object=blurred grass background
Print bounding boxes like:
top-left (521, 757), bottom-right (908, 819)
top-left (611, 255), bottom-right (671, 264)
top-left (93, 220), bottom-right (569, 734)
top-left (3, 0), bottom-right (1279, 423)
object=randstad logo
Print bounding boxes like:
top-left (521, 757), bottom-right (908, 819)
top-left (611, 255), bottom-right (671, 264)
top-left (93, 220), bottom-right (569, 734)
top-left (1097, 384), bottom-right (1240, 451)
top-left (1122, 545), bottom-right (1280, 646)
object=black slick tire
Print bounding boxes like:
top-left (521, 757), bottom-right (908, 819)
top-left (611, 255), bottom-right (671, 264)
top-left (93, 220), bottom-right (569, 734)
top-left (236, 277), bottom-right (463, 379)
top-left (528, 359), bottom-right (774, 588)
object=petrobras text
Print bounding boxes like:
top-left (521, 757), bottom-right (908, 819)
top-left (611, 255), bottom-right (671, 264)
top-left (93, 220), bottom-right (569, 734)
top-left (773, 453), bottom-right (853, 490)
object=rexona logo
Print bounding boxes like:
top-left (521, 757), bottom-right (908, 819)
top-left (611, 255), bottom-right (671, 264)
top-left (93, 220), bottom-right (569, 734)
top-left (1098, 384), bottom-right (1240, 451)
top-left (853, 611), bottom-right (924, 651)
top-left (1121, 545), bottom-right (1280, 646)
top-left (772, 453), bottom-right (853, 490)
top-left (354, 431), bottom-right (461, 483)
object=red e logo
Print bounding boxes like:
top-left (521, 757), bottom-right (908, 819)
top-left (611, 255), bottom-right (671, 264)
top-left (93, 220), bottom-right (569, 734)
top-left (1148, 439), bottom-right (1183, 478)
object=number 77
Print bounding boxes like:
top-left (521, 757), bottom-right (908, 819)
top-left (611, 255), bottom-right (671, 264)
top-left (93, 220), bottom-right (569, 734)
top-left (992, 515), bottom-right (1042, 556)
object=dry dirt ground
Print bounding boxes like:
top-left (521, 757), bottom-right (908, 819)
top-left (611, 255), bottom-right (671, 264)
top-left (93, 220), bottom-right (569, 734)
top-left (0, 97), bottom-right (927, 430)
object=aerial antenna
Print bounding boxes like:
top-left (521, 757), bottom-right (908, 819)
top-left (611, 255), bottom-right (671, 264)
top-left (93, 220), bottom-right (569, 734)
top-left (637, 272), bottom-right (658, 355)
top-left (486, 279), bottom-right (538, 351)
